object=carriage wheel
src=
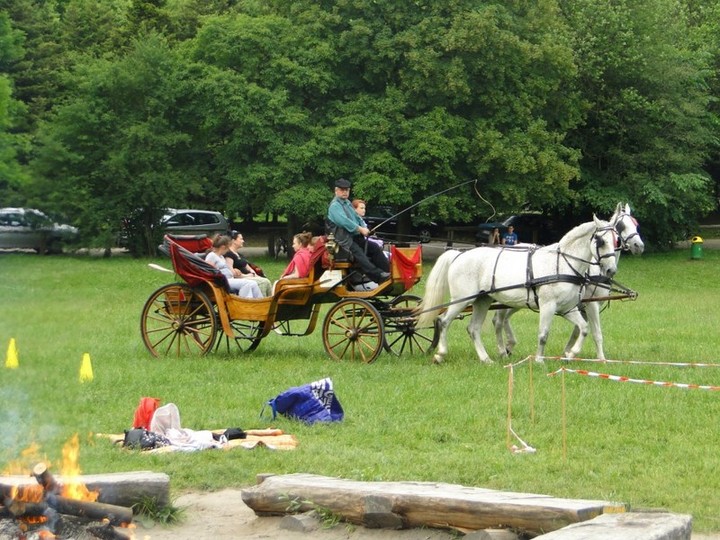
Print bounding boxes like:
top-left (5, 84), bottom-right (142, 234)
top-left (383, 295), bottom-right (439, 356)
top-left (322, 299), bottom-right (384, 364)
top-left (140, 283), bottom-right (217, 357)
top-left (216, 319), bottom-right (265, 353)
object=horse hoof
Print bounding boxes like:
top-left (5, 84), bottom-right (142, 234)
top-left (432, 355), bottom-right (443, 364)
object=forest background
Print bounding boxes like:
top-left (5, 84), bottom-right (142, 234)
top-left (1, 0), bottom-right (720, 254)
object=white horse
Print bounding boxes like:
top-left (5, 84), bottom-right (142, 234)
top-left (492, 203), bottom-right (643, 360)
top-left (416, 216), bottom-right (618, 364)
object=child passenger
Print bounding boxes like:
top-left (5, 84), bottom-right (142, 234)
top-left (206, 235), bottom-right (263, 298)
top-left (279, 231), bottom-right (314, 279)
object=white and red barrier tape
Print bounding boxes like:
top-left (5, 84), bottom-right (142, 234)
top-left (505, 355), bottom-right (720, 456)
top-left (547, 367), bottom-right (720, 391)
top-left (536, 355), bottom-right (720, 368)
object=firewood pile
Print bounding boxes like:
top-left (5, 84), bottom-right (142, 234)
top-left (1, 465), bottom-right (169, 540)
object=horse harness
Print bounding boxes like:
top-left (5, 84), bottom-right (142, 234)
top-left (485, 224), bottom-right (616, 313)
top-left (415, 224), bottom-right (622, 317)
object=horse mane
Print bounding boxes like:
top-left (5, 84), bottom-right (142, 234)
top-left (557, 220), bottom-right (605, 252)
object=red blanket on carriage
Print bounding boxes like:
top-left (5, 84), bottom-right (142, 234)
top-left (391, 245), bottom-right (421, 289)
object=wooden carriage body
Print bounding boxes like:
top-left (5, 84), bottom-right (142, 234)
top-left (140, 235), bottom-right (430, 363)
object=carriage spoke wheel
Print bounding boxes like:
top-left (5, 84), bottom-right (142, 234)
top-left (383, 295), bottom-right (439, 356)
top-left (322, 299), bottom-right (384, 363)
top-left (216, 319), bottom-right (264, 353)
top-left (140, 283), bottom-right (217, 357)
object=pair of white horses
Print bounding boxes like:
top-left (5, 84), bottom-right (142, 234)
top-left (417, 203), bottom-right (644, 364)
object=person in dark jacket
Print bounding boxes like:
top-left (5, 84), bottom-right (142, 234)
top-left (327, 178), bottom-right (390, 283)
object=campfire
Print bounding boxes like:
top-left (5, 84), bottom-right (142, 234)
top-left (1, 435), bottom-right (135, 540)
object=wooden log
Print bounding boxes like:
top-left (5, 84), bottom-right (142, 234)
top-left (0, 471), bottom-right (170, 509)
top-left (241, 473), bottom-right (626, 536)
top-left (33, 463), bottom-right (60, 493)
top-left (533, 511), bottom-right (692, 539)
top-left (46, 494), bottom-right (133, 526)
top-left (0, 498), bottom-right (47, 519)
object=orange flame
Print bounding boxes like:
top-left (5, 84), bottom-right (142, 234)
top-left (60, 433), bottom-right (98, 502)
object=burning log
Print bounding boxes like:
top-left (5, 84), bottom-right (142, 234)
top-left (1, 470), bottom-right (170, 509)
top-left (32, 463), bottom-right (60, 493)
top-left (1, 463), bottom-right (136, 535)
top-left (0, 498), bottom-right (47, 520)
top-left (45, 493), bottom-right (133, 526)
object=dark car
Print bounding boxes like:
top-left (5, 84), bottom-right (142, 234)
top-left (476, 213), bottom-right (563, 245)
top-left (0, 207), bottom-right (79, 253)
top-left (364, 205), bottom-right (438, 243)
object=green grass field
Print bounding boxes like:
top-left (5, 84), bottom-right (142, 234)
top-left (1, 247), bottom-right (720, 531)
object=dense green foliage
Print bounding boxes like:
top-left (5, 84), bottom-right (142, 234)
top-left (1, 0), bottom-right (719, 252)
top-left (2, 248), bottom-right (720, 531)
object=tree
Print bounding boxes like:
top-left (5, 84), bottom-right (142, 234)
top-left (32, 34), bottom-right (205, 254)
top-left (0, 11), bottom-right (29, 201)
top-left (560, 0), bottom-right (716, 246)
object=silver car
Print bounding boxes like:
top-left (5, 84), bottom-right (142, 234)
top-left (160, 209), bottom-right (229, 238)
top-left (0, 207), bottom-right (79, 253)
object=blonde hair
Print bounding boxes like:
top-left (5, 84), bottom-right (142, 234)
top-left (212, 234), bottom-right (232, 248)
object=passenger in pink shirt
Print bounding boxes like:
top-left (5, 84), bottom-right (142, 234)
top-left (280, 232), bottom-right (313, 279)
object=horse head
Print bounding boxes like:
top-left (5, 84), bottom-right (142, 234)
top-left (592, 215), bottom-right (618, 277)
top-left (611, 203), bottom-right (644, 255)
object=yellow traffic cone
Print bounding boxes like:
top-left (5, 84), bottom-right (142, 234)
top-left (5, 338), bottom-right (18, 369)
top-left (79, 353), bottom-right (94, 382)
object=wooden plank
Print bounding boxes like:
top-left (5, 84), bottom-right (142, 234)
top-left (0, 471), bottom-right (170, 509)
top-left (241, 473), bottom-right (625, 535)
top-left (534, 511), bottom-right (692, 539)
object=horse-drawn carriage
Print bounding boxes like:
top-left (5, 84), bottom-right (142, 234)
top-left (140, 234), bottom-right (434, 363)
top-left (140, 203), bottom-right (642, 364)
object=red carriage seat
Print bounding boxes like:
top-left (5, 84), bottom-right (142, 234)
top-left (167, 237), bottom-right (229, 291)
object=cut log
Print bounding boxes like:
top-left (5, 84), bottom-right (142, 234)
top-left (242, 473), bottom-right (626, 536)
top-left (533, 511), bottom-right (692, 539)
top-left (0, 471), bottom-right (170, 509)
top-left (33, 463), bottom-right (60, 493)
top-left (46, 494), bottom-right (133, 526)
top-left (0, 499), bottom-right (47, 519)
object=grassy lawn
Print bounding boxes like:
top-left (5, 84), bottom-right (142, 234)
top-left (1, 247), bottom-right (720, 531)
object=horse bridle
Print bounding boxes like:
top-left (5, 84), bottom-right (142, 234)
top-left (614, 212), bottom-right (640, 251)
top-left (592, 224), bottom-right (618, 265)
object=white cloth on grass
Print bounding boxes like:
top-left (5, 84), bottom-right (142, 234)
top-left (150, 403), bottom-right (221, 452)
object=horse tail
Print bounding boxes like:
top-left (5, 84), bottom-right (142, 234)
top-left (416, 249), bottom-right (459, 328)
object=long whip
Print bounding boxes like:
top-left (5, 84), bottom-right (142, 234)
top-left (368, 178), bottom-right (479, 235)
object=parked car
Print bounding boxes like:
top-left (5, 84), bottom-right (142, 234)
top-left (476, 213), bottom-right (564, 245)
top-left (0, 207), bottom-right (79, 254)
top-left (159, 209), bottom-right (230, 238)
top-left (364, 205), bottom-right (438, 243)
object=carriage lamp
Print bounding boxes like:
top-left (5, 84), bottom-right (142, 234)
top-left (326, 232), bottom-right (338, 263)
